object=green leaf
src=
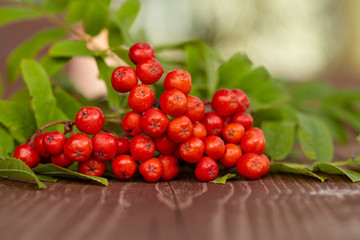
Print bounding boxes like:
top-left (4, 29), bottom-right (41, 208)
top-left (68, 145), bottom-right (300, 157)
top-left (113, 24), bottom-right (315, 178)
top-left (36, 174), bottom-right (57, 182)
top-left (33, 163), bottom-right (108, 186)
top-left (330, 106), bottom-right (360, 132)
top-left (7, 28), bottom-right (66, 82)
top-left (0, 6), bottom-right (42, 27)
top-left (297, 113), bottom-right (333, 163)
top-left (41, 0), bottom-right (70, 13)
top-left (270, 162), bottom-right (326, 182)
top-left (290, 81), bottom-right (333, 103)
top-left (252, 108), bottom-right (283, 126)
top-left (262, 121), bottom-right (296, 161)
top-left (347, 155), bottom-right (360, 166)
top-left (49, 40), bottom-right (93, 57)
top-left (10, 89), bottom-right (31, 107)
top-left (83, 2), bottom-right (109, 36)
top-left (234, 66), bottom-right (271, 94)
top-left (0, 158), bottom-right (46, 189)
top-left (95, 57), bottom-right (120, 110)
top-left (115, 0), bottom-right (140, 30)
top-left (251, 80), bottom-right (286, 104)
top-left (218, 53), bottom-right (252, 90)
top-left (202, 43), bottom-right (219, 96)
top-left (41, 56), bottom-right (70, 77)
top-left (21, 59), bottom-right (57, 128)
top-left (0, 100), bottom-right (37, 142)
top-left (313, 163), bottom-right (360, 183)
top-left (53, 86), bottom-right (83, 120)
top-left (210, 173), bottom-right (237, 184)
top-left (0, 125), bottom-right (14, 159)
top-left (66, 0), bottom-right (87, 23)
top-left (111, 47), bottom-right (134, 66)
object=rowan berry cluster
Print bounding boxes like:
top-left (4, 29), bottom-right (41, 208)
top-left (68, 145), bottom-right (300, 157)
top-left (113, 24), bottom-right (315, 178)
top-left (13, 42), bottom-right (270, 182)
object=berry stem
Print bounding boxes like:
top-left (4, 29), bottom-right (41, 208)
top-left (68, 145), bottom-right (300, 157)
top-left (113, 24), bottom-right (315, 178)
top-left (27, 121), bottom-right (75, 146)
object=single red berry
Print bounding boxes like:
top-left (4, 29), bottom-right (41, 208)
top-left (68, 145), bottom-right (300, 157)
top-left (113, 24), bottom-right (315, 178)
top-left (75, 106), bottom-right (104, 135)
top-left (139, 158), bottom-right (163, 182)
top-left (33, 133), bottom-right (50, 157)
top-left (78, 157), bottom-right (106, 177)
top-left (220, 143), bottom-right (242, 168)
top-left (185, 95), bottom-right (204, 122)
top-left (204, 135), bottom-right (225, 160)
top-left (51, 152), bottom-right (73, 168)
top-left (167, 115), bottom-right (193, 143)
top-left (195, 156), bottom-right (219, 181)
top-left (129, 135), bottom-right (155, 161)
top-left (232, 89), bottom-right (250, 112)
top-left (43, 131), bottom-right (66, 155)
top-left (232, 112), bottom-right (253, 130)
top-left (159, 155), bottom-right (179, 181)
top-left (240, 127), bottom-right (266, 154)
top-left (136, 57), bottom-right (164, 85)
top-left (179, 137), bottom-right (204, 163)
top-left (92, 132), bottom-right (118, 161)
top-left (200, 112), bottom-right (223, 136)
top-left (159, 89), bottom-right (187, 116)
top-left (261, 154), bottom-right (270, 177)
top-left (129, 42), bottom-right (155, 64)
top-left (172, 146), bottom-right (183, 161)
top-left (192, 122), bottom-right (207, 141)
top-left (153, 133), bottom-right (177, 155)
top-left (13, 144), bottom-right (40, 168)
top-left (237, 153), bottom-right (264, 180)
top-left (63, 133), bottom-right (93, 162)
top-left (122, 111), bottom-right (142, 136)
top-left (111, 66), bottom-right (138, 93)
top-left (212, 89), bottom-right (238, 116)
top-left (140, 108), bottom-right (169, 137)
top-left (128, 84), bottom-right (155, 112)
top-left (163, 69), bottom-right (192, 95)
top-left (117, 137), bottom-right (130, 155)
top-left (112, 155), bottom-right (137, 180)
top-left (222, 123), bottom-right (245, 144)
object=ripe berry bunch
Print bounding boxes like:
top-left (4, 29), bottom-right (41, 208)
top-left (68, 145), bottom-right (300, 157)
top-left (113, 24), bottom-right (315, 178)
top-left (12, 42), bottom-right (270, 183)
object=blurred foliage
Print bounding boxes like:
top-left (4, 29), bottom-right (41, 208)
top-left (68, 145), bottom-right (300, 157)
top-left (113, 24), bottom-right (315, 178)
top-left (0, 0), bottom-right (359, 184)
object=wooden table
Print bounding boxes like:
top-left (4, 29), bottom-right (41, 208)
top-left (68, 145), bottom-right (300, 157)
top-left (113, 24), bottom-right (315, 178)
top-left (1, 142), bottom-right (360, 240)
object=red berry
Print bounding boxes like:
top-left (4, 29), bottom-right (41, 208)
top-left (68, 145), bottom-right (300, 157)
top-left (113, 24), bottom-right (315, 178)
top-left (117, 137), bottom-right (130, 155)
top-left (200, 112), bottom-right (223, 136)
top-left (159, 155), bottom-right (179, 181)
top-left (222, 123), bottom-right (245, 144)
top-left (122, 111), bottom-right (142, 136)
top-left (232, 89), bottom-right (250, 112)
top-left (63, 133), bottom-right (93, 162)
top-left (185, 95), bottom-right (204, 122)
top-left (240, 127), bottom-right (266, 154)
top-left (128, 84), bottom-right (155, 112)
top-left (111, 66), bottom-right (138, 93)
top-left (212, 89), bottom-right (238, 116)
top-left (167, 115), bottom-right (193, 143)
top-left (75, 106), bottom-right (104, 135)
top-left (192, 122), bottom-right (207, 141)
top-left (51, 152), bottom-right (73, 168)
top-left (92, 132), bottom-right (118, 161)
top-left (195, 156), bottom-right (219, 181)
top-left (33, 133), bottom-right (50, 157)
top-left (140, 108), bottom-right (169, 137)
top-left (139, 158), bottom-right (163, 182)
top-left (78, 157), bottom-right (106, 177)
top-left (13, 144), bottom-right (40, 168)
top-left (129, 135), bottom-right (155, 161)
top-left (237, 153), bottom-right (265, 180)
top-left (129, 42), bottom-right (155, 64)
top-left (220, 143), bottom-right (242, 168)
top-left (204, 135), bottom-right (225, 160)
top-left (232, 112), bottom-right (253, 130)
top-left (159, 89), bottom-right (187, 116)
top-left (43, 131), bottom-right (66, 155)
top-left (261, 154), bottom-right (270, 177)
top-left (136, 57), bottom-right (164, 85)
top-left (112, 154), bottom-right (137, 179)
top-left (179, 137), bottom-right (204, 163)
top-left (153, 133), bottom-right (177, 155)
top-left (163, 69), bottom-right (192, 95)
